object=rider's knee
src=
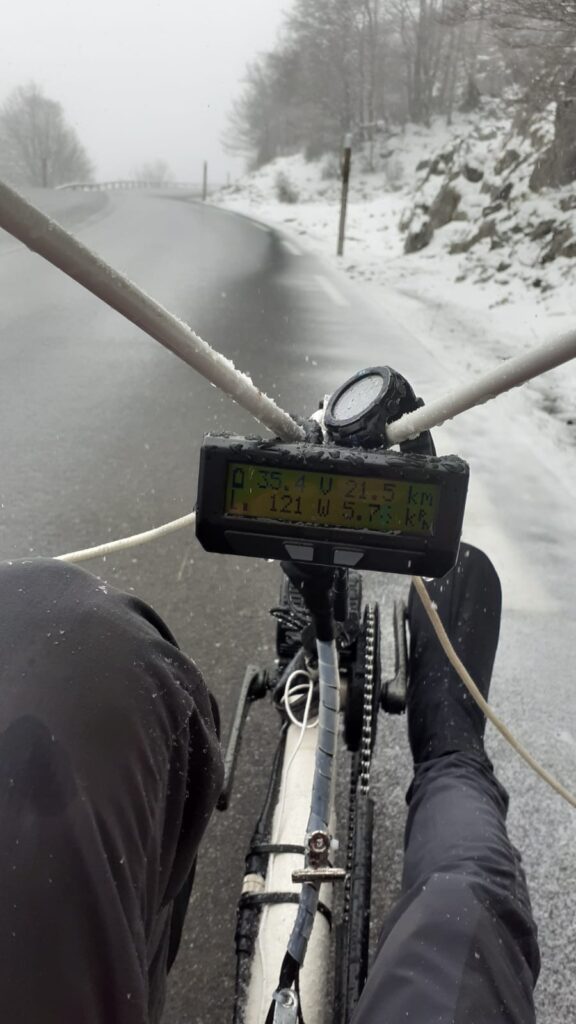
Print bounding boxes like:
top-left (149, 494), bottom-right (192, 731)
top-left (0, 557), bottom-right (202, 795)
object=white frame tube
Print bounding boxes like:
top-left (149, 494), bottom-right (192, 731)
top-left (243, 725), bottom-right (333, 1024)
top-left (386, 330), bottom-right (576, 446)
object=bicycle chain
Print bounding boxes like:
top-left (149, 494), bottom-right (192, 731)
top-left (360, 606), bottom-right (377, 795)
top-left (343, 604), bottom-right (378, 922)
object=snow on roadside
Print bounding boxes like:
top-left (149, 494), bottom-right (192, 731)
top-left (214, 116), bottom-right (575, 474)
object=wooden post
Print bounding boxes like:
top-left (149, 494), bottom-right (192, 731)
top-left (202, 161), bottom-right (208, 201)
top-left (337, 134), bottom-right (352, 256)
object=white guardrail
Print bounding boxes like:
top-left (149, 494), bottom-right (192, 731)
top-left (56, 180), bottom-right (208, 192)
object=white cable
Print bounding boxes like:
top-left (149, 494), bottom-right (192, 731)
top-left (283, 671), bottom-right (319, 729)
top-left (0, 179), bottom-right (304, 443)
top-left (412, 575), bottom-right (576, 811)
top-left (270, 675), bottom-right (315, 858)
top-left (386, 329), bottom-right (576, 446)
top-left (280, 678), bottom-right (316, 794)
top-left (56, 512), bottom-right (196, 563)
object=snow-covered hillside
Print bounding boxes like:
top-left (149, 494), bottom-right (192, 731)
top-left (214, 105), bottom-right (575, 458)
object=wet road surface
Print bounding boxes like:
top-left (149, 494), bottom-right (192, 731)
top-left (0, 188), bottom-right (574, 1023)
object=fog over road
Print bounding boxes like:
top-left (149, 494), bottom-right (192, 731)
top-left (0, 190), bottom-right (574, 1023)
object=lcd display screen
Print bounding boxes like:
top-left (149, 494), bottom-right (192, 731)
top-left (225, 462), bottom-right (440, 536)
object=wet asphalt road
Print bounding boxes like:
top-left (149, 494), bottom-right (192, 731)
top-left (0, 189), bottom-right (575, 1023)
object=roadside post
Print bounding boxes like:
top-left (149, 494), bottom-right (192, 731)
top-left (202, 161), bottom-right (208, 201)
top-left (337, 133), bottom-right (353, 256)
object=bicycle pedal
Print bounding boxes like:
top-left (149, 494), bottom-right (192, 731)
top-left (381, 599), bottom-right (408, 715)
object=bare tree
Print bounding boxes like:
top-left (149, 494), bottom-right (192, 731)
top-left (487, 0), bottom-right (576, 187)
top-left (133, 159), bottom-right (174, 185)
top-left (388, 0), bottom-right (458, 124)
top-left (224, 52), bottom-right (303, 167)
top-left (234, 0), bottom-right (390, 159)
top-left (286, 0), bottom-right (365, 147)
top-left (490, 0), bottom-right (576, 101)
top-left (0, 83), bottom-right (93, 187)
top-left (224, 0), bottom-right (575, 174)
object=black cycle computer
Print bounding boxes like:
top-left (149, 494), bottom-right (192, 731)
top-left (195, 435), bottom-right (469, 577)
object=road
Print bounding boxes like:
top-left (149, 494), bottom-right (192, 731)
top-left (0, 188), bottom-right (574, 1023)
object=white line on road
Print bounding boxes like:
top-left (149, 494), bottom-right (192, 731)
top-left (282, 239), bottom-right (303, 256)
top-left (314, 274), bottom-right (349, 307)
top-left (177, 545), bottom-right (192, 582)
top-left (251, 221), bottom-right (271, 233)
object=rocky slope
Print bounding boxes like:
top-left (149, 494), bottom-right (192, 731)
top-left (401, 103), bottom-right (576, 295)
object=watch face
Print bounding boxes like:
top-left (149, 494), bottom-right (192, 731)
top-left (330, 372), bottom-right (385, 424)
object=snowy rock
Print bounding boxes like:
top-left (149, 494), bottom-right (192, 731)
top-left (429, 184), bottom-right (462, 229)
top-left (404, 215), bottom-right (434, 254)
top-left (463, 164), bottom-right (484, 184)
top-left (397, 102), bottom-right (576, 279)
top-left (559, 194), bottom-right (576, 213)
top-left (450, 219), bottom-right (498, 255)
top-left (530, 220), bottom-right (556, 242)
top-left (541, 226), bottom-right (575, 264)
top-left (494, 149), bottom-right (521, 176)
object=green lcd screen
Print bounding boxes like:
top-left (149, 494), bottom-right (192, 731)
top-left (225, 462), bottom-right (440, 537)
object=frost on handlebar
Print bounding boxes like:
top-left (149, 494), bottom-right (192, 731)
top-left (386, 329), bottom-right (576, 446)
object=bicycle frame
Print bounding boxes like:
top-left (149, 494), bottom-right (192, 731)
top-left (243, 723), bottom-right (334, 1024)
top-left (212, 367), bottom-right (432, 1022)
top-left (220, 562), bottom-right (396, 1024)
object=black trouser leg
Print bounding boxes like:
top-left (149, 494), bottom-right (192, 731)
top-left (0, 558), bottom-right (223, 1024)
top-left (353, 753), bottom-right (540, 1024)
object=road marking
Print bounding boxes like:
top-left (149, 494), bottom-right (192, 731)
top-left (251, 221), bottom-right (271, 233)
top-left (282, 239), bottom-right (303, 256)
top-left (314, 274), bottom-right (349, 307)
top-left (177, 545), bottom-right (192, 582)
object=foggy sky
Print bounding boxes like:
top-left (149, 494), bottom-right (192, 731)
top-left (2, 0), bottom-right (289, 183)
